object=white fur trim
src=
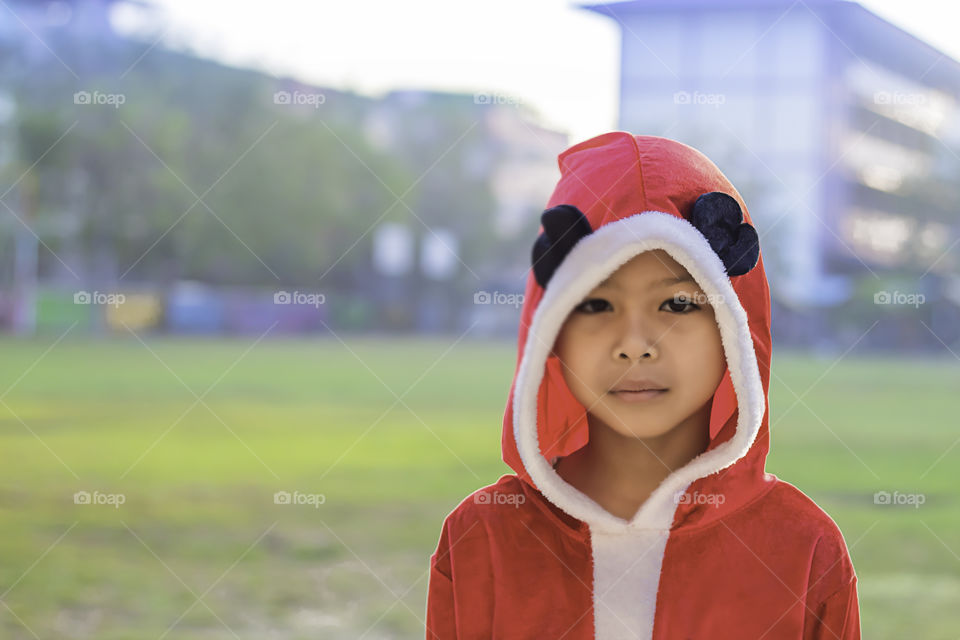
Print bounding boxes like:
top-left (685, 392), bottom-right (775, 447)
top-left (512, 211), bottom-right (766, 638)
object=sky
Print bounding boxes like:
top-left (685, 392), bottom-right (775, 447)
top-left (112, 0), bottom-right (960, 144)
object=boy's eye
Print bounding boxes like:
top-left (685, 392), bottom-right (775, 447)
top-left (573, 298), bottom-right (611, 314)
top-left (662, 295), bottom-right (700, 314)
top-left (573, 296), bottom-right (701, 315)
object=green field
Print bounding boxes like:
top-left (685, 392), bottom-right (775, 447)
top-left (1, 336), bottom-right (958, 639)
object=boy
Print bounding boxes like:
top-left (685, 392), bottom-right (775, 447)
top-left (426, 132), bottom-right (860, 639)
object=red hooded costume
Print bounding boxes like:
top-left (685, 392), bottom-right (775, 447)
top-left (425, 132), bottom-right (860, 639)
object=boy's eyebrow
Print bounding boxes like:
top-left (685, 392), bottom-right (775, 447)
top-left (597, 274), bottom-right (696, 290)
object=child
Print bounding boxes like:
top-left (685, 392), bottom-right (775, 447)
top-left (425, 132), bottom-right (860, 639)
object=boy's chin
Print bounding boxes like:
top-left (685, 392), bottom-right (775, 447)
top-left (593, 412), bottom-right (676, 441)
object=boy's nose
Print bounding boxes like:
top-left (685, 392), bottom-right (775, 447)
top-left (612, 317), bottom-right (661, 361)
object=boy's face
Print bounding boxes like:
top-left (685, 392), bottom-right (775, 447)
top-left (551, 249), bottom-right (727, 441)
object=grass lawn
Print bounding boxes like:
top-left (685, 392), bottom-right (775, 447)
top-left (1, 335), bottom-right (958, 638)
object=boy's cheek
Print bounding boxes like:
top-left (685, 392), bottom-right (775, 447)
top-left (550, 326), bottom-right (570, 358)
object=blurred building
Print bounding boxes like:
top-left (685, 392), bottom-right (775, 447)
top-left (584, 0), bottom-right (960, 349)
top-left (364, 90), bottom-right (566, 244)
top-left (363, 89), bottom-right (567, 335)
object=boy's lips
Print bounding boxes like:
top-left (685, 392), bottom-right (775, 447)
top-left (609, 389), bottom-right (668, 403)
top-left (609, 377), bottom-right (669, 403)
top-left (609, 377), bottom-right (668, 393)
top-left (610, 378), bottom-right (669, 402)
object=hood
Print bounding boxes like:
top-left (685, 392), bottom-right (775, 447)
top-left (501, 132), bottom-right (773, 535)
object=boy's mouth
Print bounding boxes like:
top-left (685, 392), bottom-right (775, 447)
top-left (609, 377), bottom-right (669, 402)
top-left (610, 377), bottom-right (667, 393)
top-left (610, 389), bottom-right (668, 402)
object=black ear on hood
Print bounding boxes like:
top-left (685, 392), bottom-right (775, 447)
top-left (531, 204), bottom-right (594, 289)
top-left (689, 192), bottom-right (760, 277)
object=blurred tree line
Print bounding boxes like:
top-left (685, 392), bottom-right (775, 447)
top-left (0, 5), bottom-right (535, 312)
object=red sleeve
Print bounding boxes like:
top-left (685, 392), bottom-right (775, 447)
top-left (425, 519), bottom-right (458, 639)
top-left (804, 576), bottom-right (861, 640)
